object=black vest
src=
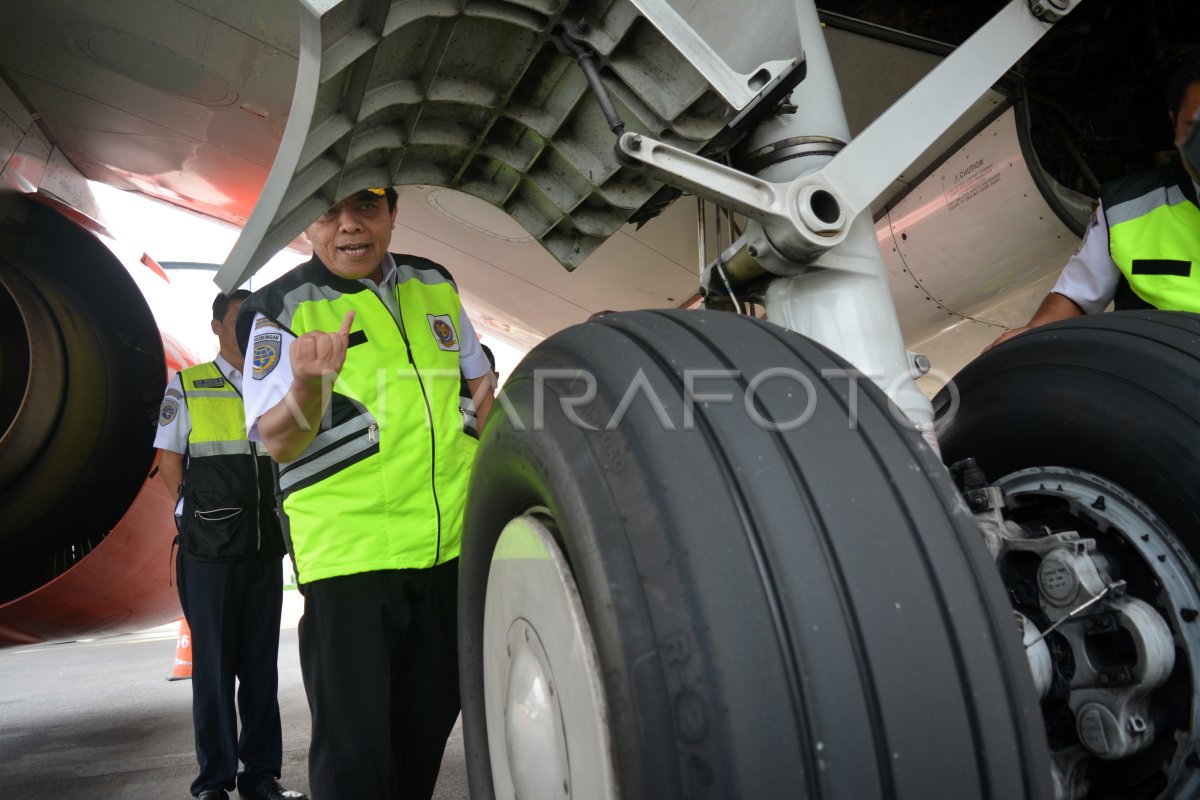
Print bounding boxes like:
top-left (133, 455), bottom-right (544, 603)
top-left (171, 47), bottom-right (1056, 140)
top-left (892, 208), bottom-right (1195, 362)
top-left (177, 362), bottom-right (285, 562)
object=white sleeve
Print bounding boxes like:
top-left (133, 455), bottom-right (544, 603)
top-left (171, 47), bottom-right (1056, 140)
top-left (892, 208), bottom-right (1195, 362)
top-left (457, 307), bottom-right (491, 380)
top-left (153, 372), bottom-right (190, 453)
top-left (1051, 203), bottom-right (1119, 315)
top-left (242, 313), bottom-right (297, 441)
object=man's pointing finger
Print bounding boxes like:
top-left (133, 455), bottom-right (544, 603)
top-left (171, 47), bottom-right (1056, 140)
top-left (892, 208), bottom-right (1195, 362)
top-left (338, 310), bottom-right (356, 339)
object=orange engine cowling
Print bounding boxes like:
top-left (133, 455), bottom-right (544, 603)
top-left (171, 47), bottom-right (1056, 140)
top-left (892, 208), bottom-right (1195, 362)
top-left (0, 191), bottom-right (183, 645)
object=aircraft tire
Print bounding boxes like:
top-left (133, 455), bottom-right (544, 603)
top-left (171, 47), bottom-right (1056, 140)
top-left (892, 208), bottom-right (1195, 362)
top-left (936, 310), bottom-right (1200, 546)
top-left (460, 310), bottom-right (1051, 800)
top-left (935, 309), bottom-right (1200, 799)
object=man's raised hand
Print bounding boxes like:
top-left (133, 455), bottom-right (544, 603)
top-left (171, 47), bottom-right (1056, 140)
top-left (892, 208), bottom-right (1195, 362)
top-left (291, 311), bottom-right (356, 383)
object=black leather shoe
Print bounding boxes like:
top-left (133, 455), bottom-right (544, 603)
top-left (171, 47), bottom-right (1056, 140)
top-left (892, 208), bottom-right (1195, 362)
top-left (196, 790), bottom-right (229, 800)
top-left (238, 778), bottom-right (307, 800)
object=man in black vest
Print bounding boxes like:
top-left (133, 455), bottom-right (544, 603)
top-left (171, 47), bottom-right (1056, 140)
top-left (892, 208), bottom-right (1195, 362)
top-left (155, 290), bottom-right (306, 800)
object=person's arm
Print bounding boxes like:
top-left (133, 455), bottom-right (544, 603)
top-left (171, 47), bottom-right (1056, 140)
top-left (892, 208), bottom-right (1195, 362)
top-left (257, 311), bottom-right (355, 462)
top-left (985, 204), bottom-right (1116, 352)
top-left (456, 307), bottom-right (496, 431)
top-left (985, 292), bottom-right (1086, 350)
top-left (467, 373), bottom-right (496, 431)
top-left (152, 373), bottom-right (188, 495)
top-left (157, 449), bottom-right (185, 497)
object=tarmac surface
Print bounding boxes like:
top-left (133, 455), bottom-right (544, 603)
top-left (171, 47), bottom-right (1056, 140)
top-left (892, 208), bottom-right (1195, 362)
top-left (0, 589), bottom-right (469, 800)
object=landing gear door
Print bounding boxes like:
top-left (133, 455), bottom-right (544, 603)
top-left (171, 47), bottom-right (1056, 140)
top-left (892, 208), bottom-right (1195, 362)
top-left (216, 0), bottom-right (806, 292)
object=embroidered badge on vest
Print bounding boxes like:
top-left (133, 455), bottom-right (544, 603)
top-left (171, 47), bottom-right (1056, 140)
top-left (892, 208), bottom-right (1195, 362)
top-left (427, 314), bottom-right (460, 351)
top-left (159, 397), bottom-right (180, 426)
top-left (193, 377), bottom-right (226, 389)
top-left (253, 332), bottom-right (282, 380)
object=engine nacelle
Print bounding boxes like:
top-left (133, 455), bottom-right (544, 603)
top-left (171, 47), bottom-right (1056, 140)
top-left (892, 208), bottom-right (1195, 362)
top-left (0, 190), bottom-right (182, 645)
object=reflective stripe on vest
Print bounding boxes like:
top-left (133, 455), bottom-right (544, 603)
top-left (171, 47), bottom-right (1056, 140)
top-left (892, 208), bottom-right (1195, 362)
top-left (181, 362), bottom-right (251, 456)
top-left (1104, 172), bottom-right (1200, 311)
top-left (268, 261), bottom-right (476, 583)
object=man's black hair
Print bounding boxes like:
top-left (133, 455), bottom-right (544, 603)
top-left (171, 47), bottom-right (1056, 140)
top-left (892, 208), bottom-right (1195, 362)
top-left (213, 289), bottom-right (252, 321)
top-left (1167, 56), bottom-right (1200, 119)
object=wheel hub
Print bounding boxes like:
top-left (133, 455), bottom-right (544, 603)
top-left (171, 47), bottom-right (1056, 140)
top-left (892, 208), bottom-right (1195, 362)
top-left (482, 512), bottom-right (618, 800)
top-left (965, 466), bottom-right (1200, 800)
top-left (503, 618), bottom-right (569, 798)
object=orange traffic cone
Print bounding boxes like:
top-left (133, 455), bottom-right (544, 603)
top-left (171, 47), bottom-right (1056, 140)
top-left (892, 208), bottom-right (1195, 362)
top-left (168, 617), bottom-right (192, 681)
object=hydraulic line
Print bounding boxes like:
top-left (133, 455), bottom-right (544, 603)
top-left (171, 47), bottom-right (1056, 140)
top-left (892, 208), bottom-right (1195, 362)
top-left (553, 29), bottom-right (626, 138)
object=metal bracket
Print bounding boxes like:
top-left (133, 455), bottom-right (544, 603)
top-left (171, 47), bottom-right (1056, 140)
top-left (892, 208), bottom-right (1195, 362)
top-left (1027, 0), bottom-right (1083, 23)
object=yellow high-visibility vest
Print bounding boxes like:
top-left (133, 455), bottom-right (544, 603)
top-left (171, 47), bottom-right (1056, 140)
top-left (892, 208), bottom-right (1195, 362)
top-left (178, 361), bottom-right (282, 561)
top-left (1102, 163), bottom-right (1200, 311)
top-left (242, 255), bottom-right (477, 583)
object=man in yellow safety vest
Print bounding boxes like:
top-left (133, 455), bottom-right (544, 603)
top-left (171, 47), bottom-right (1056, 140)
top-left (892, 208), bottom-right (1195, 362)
top-left (238, 186), bottom-right (496, 799)
top-left (989, 57), bottom-right (1200, 349)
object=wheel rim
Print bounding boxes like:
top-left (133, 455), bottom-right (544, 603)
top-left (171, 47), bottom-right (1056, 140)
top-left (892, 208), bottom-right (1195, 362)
top-left (995, 467), bottom-right (1200, 800)
top-left (482, 512), bottom-right (617, 800)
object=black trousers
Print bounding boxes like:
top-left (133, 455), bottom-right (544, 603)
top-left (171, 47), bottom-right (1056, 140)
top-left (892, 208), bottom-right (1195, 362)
top-left (299, 560), bottom-right (460, 800)
top-left (177, 551), bottom-right (284, 796)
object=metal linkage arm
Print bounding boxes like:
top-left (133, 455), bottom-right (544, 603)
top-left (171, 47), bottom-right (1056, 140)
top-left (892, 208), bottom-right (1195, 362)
top-left (616, 0), bottom-right (1084, 263)
top-left (615, 133), bottom-right (831, 254)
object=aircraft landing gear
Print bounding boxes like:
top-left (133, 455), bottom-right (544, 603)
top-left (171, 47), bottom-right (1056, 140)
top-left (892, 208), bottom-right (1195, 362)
top-left (938, 311), bottom-right (1200, 800)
